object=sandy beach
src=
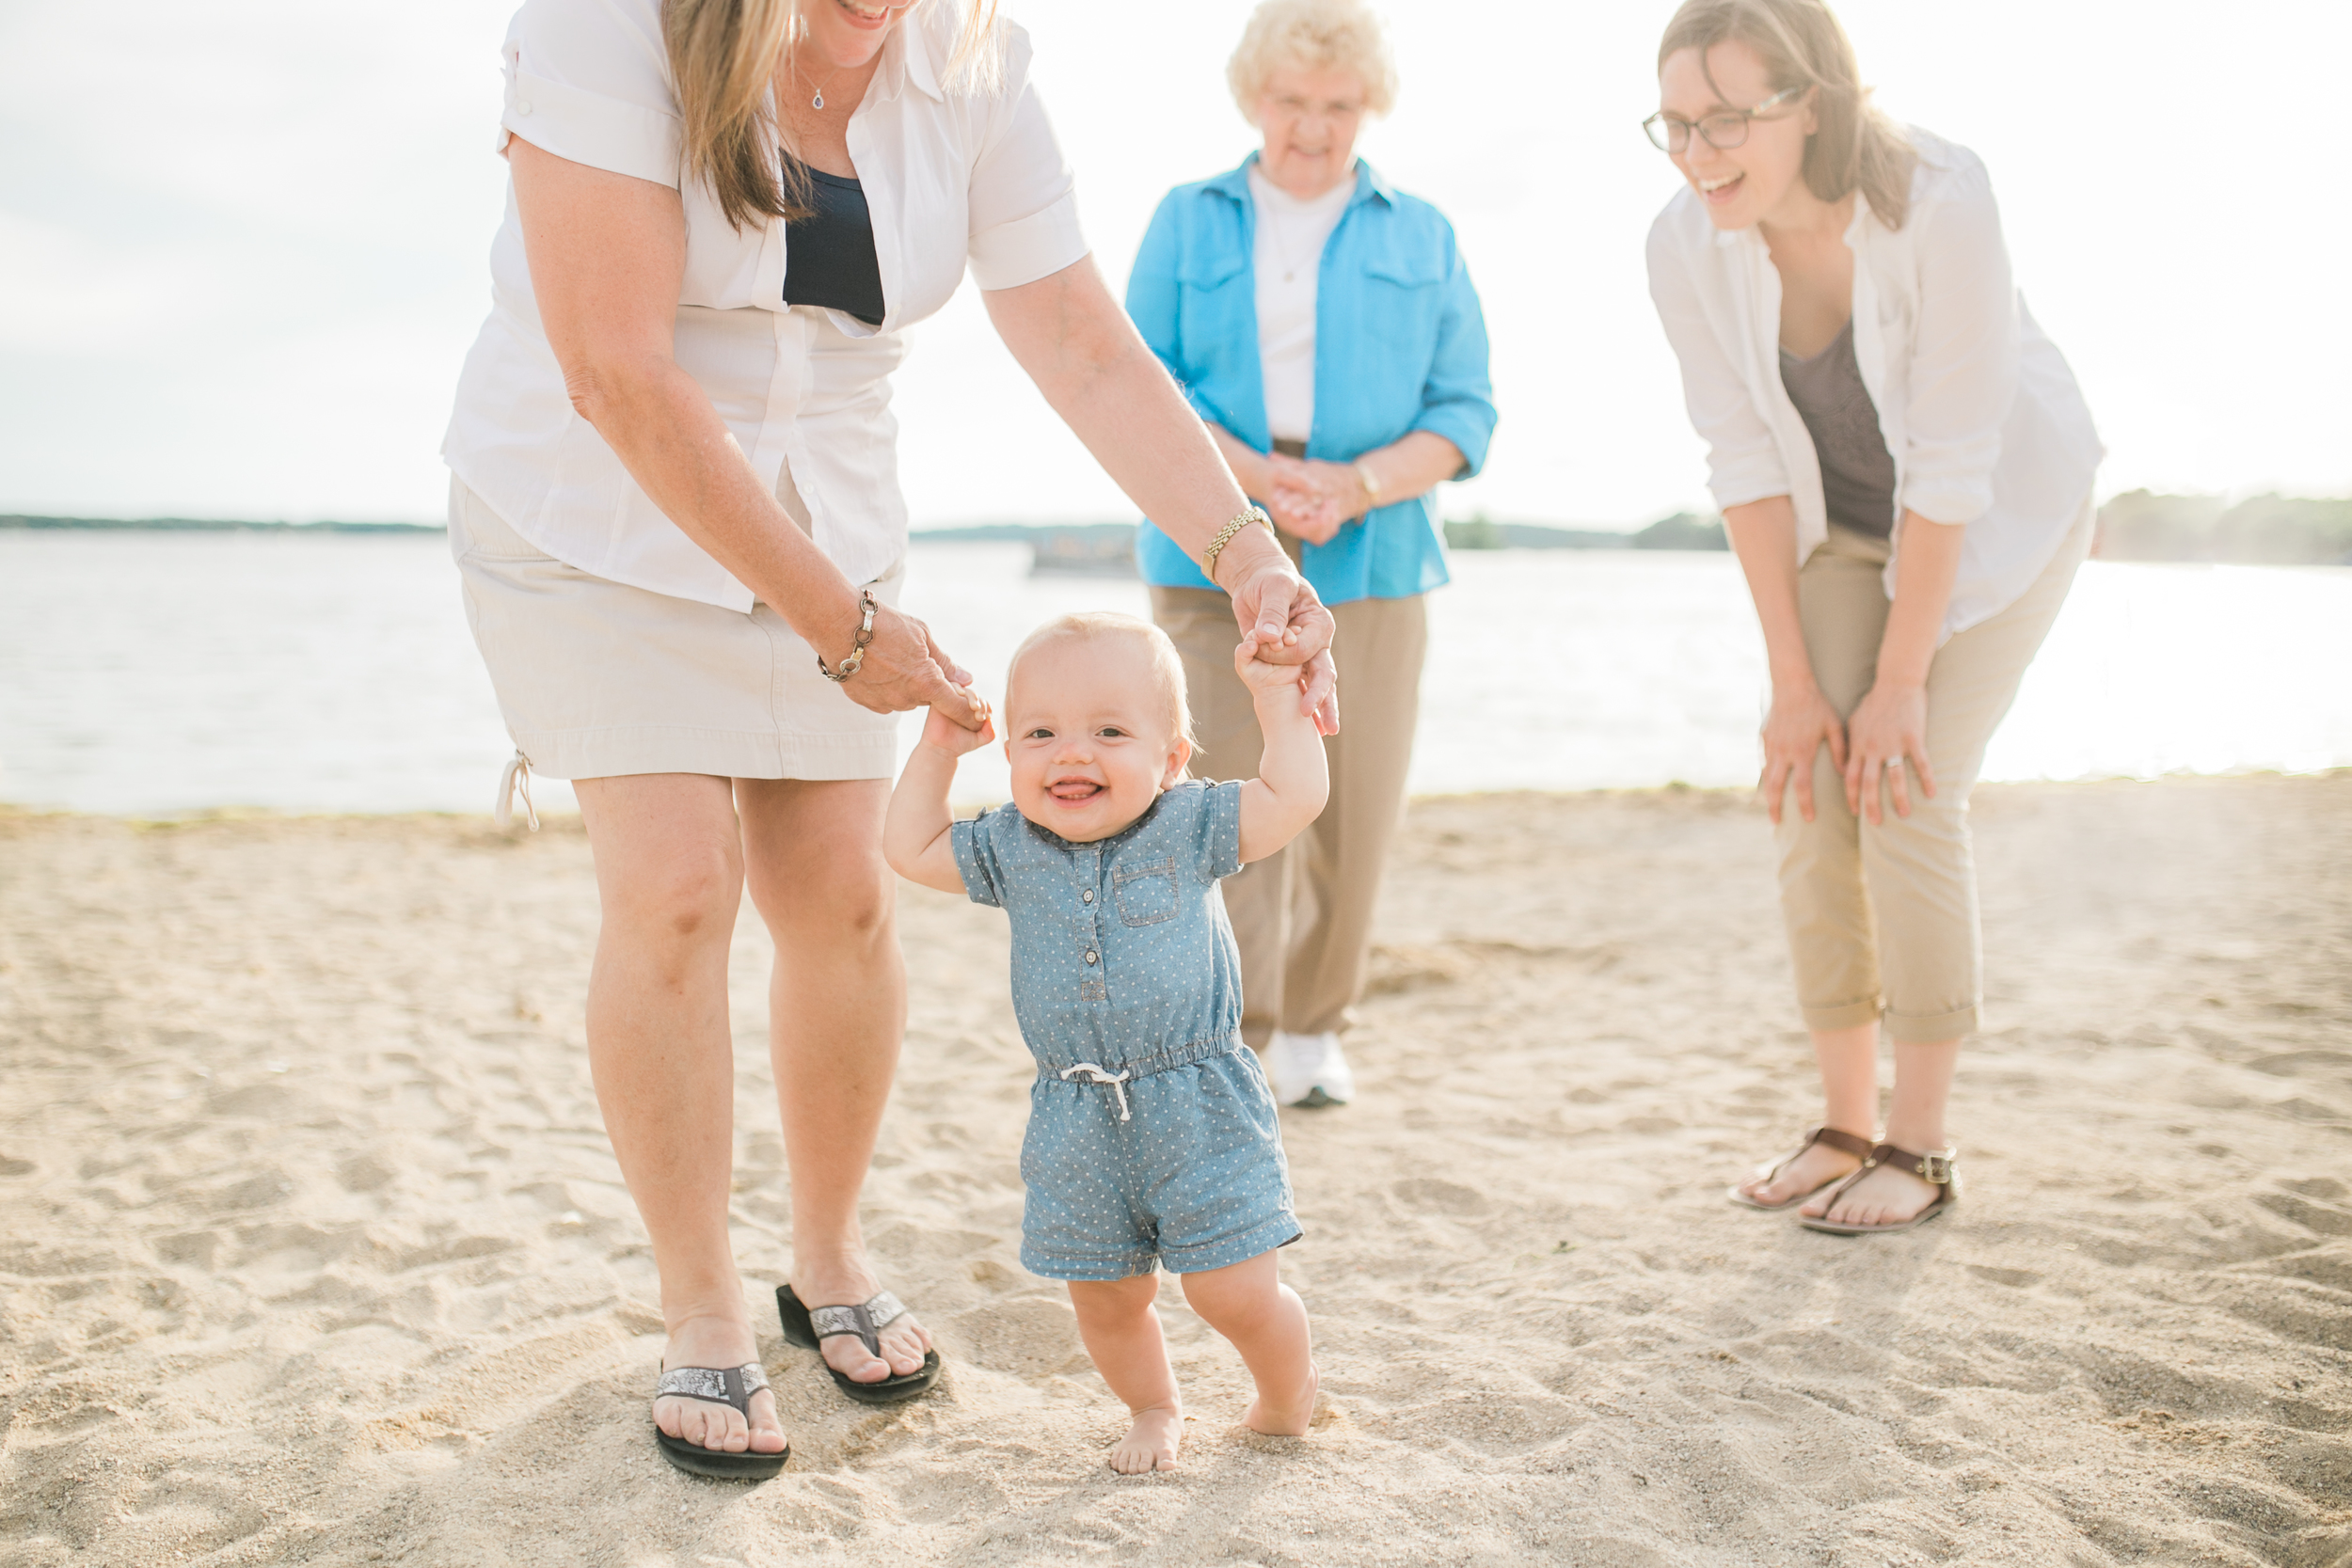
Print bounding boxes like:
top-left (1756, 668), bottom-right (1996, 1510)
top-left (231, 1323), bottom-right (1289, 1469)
top-left (1, 775), bottom-right (2345, 1566)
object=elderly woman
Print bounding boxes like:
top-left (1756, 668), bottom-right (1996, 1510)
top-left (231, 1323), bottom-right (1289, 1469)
top-left (1129, 0), bottom-right (1495, 1112)
top-left (443, 0), bottom-right (1336, 1479)
top-left (1645, 0), bottom-right (2101, 1233)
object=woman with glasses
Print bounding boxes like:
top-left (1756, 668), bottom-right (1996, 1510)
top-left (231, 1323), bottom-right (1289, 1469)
top-left (1645, 0), bottom-right (2100, 1233)
top-left (1127, 0), bottom-right (1496, 1113)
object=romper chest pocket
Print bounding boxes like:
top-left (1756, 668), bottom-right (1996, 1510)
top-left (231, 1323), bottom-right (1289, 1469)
top-left (1112, 855), bottom-right (1180, 927)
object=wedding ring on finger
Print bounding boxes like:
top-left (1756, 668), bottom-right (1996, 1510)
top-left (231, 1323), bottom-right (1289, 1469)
top-left (1885, 757), bottom-right (1904, 771)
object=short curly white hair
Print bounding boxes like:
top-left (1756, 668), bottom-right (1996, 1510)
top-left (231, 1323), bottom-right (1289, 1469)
top-left (1226, 0), bottom-right (1398, 124)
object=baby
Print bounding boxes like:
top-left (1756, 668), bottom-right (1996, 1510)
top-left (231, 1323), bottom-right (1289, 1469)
top-left (884, 611), bottom-right (1329, 1473)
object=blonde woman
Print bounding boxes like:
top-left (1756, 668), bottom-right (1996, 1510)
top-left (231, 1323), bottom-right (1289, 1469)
top-left (1130, 0), bottom-right (1495, 1112)
top-left (443, 0), bottom-right (1338, 1478)
top-left (1645, 0), bottom-right (2100, 1234)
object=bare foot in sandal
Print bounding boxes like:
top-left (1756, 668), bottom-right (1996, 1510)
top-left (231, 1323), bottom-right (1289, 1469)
top-left (1803, 1162), bottom-right (1941, 1226)
top-left (655, 1311), bottom-right (787, 1456)
top-left (1731, 1126), bottom-right (1870, 1209)
top-left (794, 1255), bottom-right (934, 1386)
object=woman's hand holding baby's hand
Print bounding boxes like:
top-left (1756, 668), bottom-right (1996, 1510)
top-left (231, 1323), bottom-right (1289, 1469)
top-left (1232, 634), bottom-right (1309, 699)
top-left (920, 694), bottom-right (995, 757)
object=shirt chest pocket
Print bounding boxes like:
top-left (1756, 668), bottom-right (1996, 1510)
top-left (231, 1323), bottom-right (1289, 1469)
top-left (1176, 250), bottom-right (1251, 365)
top-left (1359, 240), bottom-right (1446, 351)
top-left (1112, 855), bottom-right (1180, 927)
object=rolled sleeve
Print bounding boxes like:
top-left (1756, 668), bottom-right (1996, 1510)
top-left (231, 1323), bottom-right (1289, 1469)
top-left (499, 0), bottom-right (681, 187)
top-left (970, 188), bottom-right (1088, 291)
top-left (1898, 161), bottom-right (2019, 525)
top-left (965, 29), bottom-right (1089, 291)
top-left (1409, 247), bottom-right (1498, 478)
top-left (1646, 212), bottom-right (1791, 511)
top-left (950, 812), bottom-right (1009, 908)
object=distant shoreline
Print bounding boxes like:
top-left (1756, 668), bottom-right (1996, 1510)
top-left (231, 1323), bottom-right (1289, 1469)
top-left (0, 515), bottom-right (440, 535)
top-left (8, 489), bottom-right (2347, 564)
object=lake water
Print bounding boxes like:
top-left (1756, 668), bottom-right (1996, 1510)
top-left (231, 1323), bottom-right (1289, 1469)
top-left (3, 531), bottom-right (2347, 816)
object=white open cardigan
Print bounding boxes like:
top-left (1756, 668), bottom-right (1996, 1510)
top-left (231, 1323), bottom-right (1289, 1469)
top-left (1646, 128), bottom-right (2101, 638)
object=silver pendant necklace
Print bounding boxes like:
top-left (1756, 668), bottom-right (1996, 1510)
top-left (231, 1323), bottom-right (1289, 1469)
top-left (1265, 211), bottom-right (1299, 282)
top-left (798, 58), bottom-right (843, 111)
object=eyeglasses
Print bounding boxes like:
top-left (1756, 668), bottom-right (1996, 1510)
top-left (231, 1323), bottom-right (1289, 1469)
top-left (1642, 86), bottom-right (1807, 153)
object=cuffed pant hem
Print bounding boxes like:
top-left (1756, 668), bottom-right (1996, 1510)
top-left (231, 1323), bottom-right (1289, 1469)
top-left (1885, 1005), bottom-right (1979, 1044)
top-left (1019, 1246), bottom-right (1160, 1283)
top-left (1157, 1212), bottom-right (1304, 1276)
top-left (1801, 997), bottom-right (1885, 1033)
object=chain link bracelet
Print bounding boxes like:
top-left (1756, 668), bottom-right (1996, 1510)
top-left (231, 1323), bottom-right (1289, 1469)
top-left (1200, 505), bottom-right (1274, 588)
top-left (817, 589), bottom-right (878, 683)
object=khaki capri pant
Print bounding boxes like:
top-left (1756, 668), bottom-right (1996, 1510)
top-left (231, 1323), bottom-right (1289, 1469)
top-left (1151, 586), bottom-right (1428, 1046)
top-left (1779, 497), bottom-right (2094, 1042)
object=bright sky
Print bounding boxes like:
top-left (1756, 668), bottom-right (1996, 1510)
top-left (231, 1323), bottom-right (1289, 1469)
top-left (2, 1), bottom-right (2344, 528)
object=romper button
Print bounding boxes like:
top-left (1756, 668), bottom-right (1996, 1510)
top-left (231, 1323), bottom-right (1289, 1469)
top-left (1081, 890), bottom-right (1093, 902)
top-left (1085, 950), bottom-right (1098, 965)
top-left (516, 100), bottom-right (533, 114)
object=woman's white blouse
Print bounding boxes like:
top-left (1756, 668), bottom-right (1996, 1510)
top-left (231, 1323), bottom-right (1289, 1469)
top-left (442, 0), bottom-right (1088, 611)
top-left (1646, 129), bottom-right (2101, 638)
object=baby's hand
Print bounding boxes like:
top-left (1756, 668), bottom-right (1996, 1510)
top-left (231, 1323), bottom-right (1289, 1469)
top-left (1232, 634), bottom-right (1307, 698)
top-left (921, 690), bottom-right (995, 756)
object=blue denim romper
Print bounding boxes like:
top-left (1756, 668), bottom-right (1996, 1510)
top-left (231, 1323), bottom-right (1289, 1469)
top-left (952, 780), bottom-right (1300, 1280)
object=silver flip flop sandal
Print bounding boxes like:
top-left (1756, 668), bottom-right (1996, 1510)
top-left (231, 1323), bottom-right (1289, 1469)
top-left (776, 1285), bottom-right (943, 1405)
top-left (652, 1362), bottom-right (788, 1480)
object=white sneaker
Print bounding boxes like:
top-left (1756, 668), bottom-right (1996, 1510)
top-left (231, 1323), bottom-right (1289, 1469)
top-left (1266, 1030), bottom-right (1355, 1108)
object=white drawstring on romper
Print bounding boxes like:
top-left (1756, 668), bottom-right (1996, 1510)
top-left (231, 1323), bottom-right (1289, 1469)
top-left (495, 749), bottom-right (540, 832)
top-left (1059, 1063), bottom-right (1133, 1122)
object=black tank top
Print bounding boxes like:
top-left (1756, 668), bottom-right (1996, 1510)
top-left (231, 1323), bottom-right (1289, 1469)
top-left (783, 164), bottom-right (886, 327)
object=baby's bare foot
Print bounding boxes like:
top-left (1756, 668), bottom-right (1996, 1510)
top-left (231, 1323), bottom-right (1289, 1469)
top-left (1245, 1360), bottom-right (1318, 1437)
top-left (1109, 1403), bottom-right (1183, 1474)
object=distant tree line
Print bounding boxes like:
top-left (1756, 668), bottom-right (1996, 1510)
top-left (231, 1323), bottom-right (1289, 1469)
top-left (1442, 513), bottom-right (1726, 551)
top-left (2093, 492), bottom-right (2352, 565)
top-left (1445, 494), bottom-right (2352, 563)
top-left (0, 515), bottom-right (437, 533)
top-left (12, 495), bottom-right (2346, 563)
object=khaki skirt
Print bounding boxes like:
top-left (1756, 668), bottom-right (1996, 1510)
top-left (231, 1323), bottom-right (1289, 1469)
top-left (450, 478), bottom-right (901, 783)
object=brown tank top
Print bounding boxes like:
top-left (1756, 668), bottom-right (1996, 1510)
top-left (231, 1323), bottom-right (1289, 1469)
top-left (1779, 317), bottom-right (1897, 539)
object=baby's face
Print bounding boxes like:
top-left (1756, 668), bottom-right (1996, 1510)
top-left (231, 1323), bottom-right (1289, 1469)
top-left (1004, 635), bottom-right (1190, 844)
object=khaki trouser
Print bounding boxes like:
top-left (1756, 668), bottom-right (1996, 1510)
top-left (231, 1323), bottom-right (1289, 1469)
top-left (1151, 585), bottom-right (1428, 1045)
top-left (1778, 498), bottom-right (2094, 1042)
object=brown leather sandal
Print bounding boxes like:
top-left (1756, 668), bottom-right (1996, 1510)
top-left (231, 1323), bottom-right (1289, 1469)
top-left (1799, 1143), bottom-right (1959, 1235)
top-left (1726, 1126), bottom-right (1875, 1211)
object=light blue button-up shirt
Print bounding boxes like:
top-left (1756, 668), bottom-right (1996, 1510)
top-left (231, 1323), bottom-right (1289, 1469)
top-left (1125, 155), bottom-right (1498, 606)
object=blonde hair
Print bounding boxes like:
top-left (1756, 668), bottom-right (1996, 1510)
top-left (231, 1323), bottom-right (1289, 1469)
top-left (664, 0), bottom-right (1003, 232)
top-left (1007, 613), bottom-right (1197, 751)
top-left (1227, 0), bottom-right (1397, 123)
top-left (1658, 0), bottom-right (1916, 230)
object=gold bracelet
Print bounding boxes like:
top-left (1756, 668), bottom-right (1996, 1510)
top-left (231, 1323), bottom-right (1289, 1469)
top-left (1200, 506), bottom-right (1273, 588)
top-left (816, 589), bottom-right (878, 683)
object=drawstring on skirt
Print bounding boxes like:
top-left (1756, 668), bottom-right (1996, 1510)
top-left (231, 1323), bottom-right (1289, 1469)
top-left (494, 749), bottom-right (540, 832)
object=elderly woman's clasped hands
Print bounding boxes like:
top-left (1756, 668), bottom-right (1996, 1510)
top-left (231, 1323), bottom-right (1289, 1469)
top-left (1259, 452), bottom-right (1374, 545)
